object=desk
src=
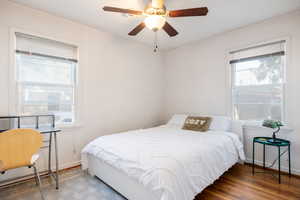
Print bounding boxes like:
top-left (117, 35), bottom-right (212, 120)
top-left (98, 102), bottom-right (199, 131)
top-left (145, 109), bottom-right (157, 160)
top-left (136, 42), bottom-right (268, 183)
top-left (0, 115), bottom-right (61, 189)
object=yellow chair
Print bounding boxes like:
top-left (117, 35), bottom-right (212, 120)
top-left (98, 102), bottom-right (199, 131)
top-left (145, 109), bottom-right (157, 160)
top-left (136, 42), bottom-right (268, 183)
top-left (0, 129), bottom-right (45, 199)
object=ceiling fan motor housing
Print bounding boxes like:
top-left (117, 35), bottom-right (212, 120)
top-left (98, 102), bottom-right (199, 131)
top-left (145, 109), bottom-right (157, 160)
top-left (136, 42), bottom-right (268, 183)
top-left (144, 4), bottom-right (167, 16)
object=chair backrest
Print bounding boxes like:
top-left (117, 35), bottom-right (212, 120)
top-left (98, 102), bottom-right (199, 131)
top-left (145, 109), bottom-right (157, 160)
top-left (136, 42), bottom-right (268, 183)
top-left (0, 129), bottom-right (43, 171)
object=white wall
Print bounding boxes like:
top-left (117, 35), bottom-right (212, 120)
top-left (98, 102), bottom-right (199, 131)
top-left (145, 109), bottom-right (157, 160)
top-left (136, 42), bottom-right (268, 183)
top-left (0, 0), bottom-right (164, 181)
top-left (1, 0), bottom-right (300, 182)
top-left (164, 10), bottom-right (300, 174)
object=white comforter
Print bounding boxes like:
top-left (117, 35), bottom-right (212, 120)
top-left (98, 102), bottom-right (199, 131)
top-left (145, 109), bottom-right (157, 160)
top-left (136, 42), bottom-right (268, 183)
top-left (82, 126), bottom-right (245, 200)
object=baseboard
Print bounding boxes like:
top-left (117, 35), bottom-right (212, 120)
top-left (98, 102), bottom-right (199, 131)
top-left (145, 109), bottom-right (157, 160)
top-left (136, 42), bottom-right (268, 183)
top-left (245, 157), bottom-right (300, 176)
top-left (0, 161), bottom-right (81, 188)
top-left (56, 161), bottom-right (81, 170)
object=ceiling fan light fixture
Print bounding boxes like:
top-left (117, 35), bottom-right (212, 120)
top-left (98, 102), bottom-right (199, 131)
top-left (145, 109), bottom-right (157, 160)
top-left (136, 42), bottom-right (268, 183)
top-left (144, 15), bottom-right (166, 31)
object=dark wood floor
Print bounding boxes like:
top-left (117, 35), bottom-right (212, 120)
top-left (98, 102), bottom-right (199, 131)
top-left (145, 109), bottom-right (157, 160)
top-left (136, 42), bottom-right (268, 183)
top-left (196, 164), bottom-right (300, 200)
top-left (1, 164), bottom-right (299, 200)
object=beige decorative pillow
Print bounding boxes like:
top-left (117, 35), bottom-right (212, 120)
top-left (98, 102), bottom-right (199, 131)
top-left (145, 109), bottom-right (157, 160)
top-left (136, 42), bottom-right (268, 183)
top-left (182, 116), bottom-right (212, 132)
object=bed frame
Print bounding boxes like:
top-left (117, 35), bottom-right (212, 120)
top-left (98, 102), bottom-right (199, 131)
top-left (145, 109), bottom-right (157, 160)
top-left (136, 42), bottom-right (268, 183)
top-left (87, 155), bottom-right (157, 200)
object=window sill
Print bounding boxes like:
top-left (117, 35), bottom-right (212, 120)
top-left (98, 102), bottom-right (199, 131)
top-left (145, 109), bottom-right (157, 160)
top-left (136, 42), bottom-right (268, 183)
top-left (242, 120), bottom-right (293, 133)
top-left (57, 123), bottom-right (83, 130)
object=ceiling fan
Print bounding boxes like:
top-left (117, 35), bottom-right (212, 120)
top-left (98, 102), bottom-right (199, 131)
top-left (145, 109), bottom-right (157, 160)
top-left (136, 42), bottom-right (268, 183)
top-left (102, 0), bottom-right (209, 37)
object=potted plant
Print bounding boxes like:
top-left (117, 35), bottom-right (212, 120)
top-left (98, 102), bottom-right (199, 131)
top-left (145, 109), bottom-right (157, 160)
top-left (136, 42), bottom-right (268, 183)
top-left (262, 119), bottom-right (284, 142)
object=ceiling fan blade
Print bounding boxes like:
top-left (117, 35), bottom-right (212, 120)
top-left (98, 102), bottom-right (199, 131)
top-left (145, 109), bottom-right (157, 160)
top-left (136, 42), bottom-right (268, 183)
top-left (128, 22), bottom-right (146, 36)
top-left (163, 22), bottom-right (178, 37)
top-left (103, 6), bottom-right (143, 15)
top-left (169, 7), bottom-right (208, 17)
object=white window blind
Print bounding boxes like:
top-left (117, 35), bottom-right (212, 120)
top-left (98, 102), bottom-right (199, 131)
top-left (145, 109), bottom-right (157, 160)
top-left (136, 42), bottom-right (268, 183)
top-left (15, 33), bottom-right (78, 125)
top-left (230, 41), bottom-right (286, 121)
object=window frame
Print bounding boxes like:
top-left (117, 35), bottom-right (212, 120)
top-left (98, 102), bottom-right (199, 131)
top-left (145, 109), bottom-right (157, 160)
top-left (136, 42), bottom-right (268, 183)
top-left (9, 28), bottom-right (82, 128)
top-left (227, 38), bottom-right (289, 123)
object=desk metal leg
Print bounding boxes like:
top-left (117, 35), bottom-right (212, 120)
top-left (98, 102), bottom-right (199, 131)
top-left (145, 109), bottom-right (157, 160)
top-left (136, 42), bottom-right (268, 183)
top-left (48, 133), bottom-right (52, 173)
top-left (47, 131), bottom-right (59, 189)
top-left (263, 144), bottom-right (266, 169)
top-left (54, 132), bottom-right (59, 189)
top-left (278, 146), bottom-right (281, 184)
top-left (288, 144), bottom-right (291, 177)
top-left (252, 141), bottom-right (255, 175)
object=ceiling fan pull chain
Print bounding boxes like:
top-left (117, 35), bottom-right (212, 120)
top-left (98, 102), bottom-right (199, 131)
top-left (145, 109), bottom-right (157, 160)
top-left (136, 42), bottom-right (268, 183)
top-left (154, 32), bottom-right (159, 53)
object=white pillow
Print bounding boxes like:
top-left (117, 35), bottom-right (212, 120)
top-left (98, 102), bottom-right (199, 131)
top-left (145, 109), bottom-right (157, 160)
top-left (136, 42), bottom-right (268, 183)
top-left (231, 120), bottom-right (244, 142)
top-left (209, 116), bottom-right (232, 132)
top-left (166, 114), bottom-right (188, 128)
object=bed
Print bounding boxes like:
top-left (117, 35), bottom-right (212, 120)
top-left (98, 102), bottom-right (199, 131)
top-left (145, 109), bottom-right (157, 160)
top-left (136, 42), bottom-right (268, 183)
top-left (81, 115), bottom-right (245, 200)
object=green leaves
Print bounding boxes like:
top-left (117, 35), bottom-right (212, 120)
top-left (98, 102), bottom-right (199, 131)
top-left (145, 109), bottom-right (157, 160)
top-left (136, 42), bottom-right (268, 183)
top-left (262, 119), bottom-right (283, 129)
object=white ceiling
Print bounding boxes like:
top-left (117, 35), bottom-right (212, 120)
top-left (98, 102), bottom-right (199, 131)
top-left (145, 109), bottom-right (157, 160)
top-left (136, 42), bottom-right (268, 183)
top-left (11, 0), bottom-right (300, 49)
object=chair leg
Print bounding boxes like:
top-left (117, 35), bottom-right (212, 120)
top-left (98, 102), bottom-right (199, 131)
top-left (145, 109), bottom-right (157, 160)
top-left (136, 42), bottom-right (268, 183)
top-left (33, 167), bottom-right (39, 186)
top-left (33, 164), bottom-right (45, 200)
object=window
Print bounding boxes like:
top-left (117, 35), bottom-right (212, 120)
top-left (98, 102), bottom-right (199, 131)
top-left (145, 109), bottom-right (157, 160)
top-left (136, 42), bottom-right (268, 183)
top-left (14, 32), bottom-right (78, 125)
top-left (230, 41), bottom-right (286, 121)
